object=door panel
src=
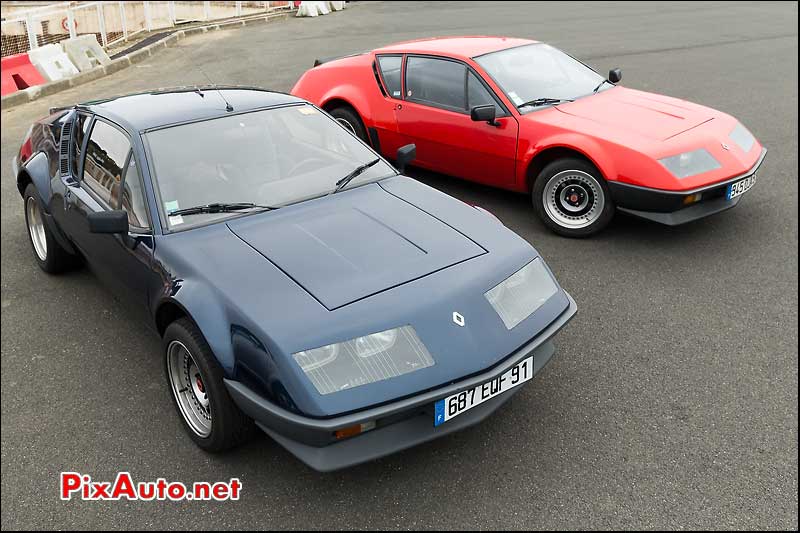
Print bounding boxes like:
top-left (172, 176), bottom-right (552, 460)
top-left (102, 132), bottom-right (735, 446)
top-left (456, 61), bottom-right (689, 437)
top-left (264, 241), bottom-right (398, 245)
top-left (395, 56), bottom-right (518, 188)
top-left (395, 102), bottom-right (518, 187)
top-left (371, 54), bottom-right (406, 160)
top-left (62, 118), bottom-right (155, 321)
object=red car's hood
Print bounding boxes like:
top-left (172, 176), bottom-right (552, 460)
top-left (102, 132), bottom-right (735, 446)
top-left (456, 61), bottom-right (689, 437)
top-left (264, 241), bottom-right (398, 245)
top-left (555, 87), bottom-right (716, 141)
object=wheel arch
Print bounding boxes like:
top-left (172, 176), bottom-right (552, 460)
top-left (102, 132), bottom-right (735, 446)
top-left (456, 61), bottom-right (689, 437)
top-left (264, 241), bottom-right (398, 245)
top-left (524, 142), bottom-right (615, 191)
top-left (17, 152), bottom-right (52, 204)
top-left (155, 298), bottom-right (194, 337)
top-left (153, 287), bottom-right (236, 376)
top-left (319, 85), bottom-right (373, 126)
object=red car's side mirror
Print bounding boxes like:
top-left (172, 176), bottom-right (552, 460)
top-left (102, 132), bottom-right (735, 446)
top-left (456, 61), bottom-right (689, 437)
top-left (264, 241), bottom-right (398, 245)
top-left (470, 105), bottom-right (501, 127)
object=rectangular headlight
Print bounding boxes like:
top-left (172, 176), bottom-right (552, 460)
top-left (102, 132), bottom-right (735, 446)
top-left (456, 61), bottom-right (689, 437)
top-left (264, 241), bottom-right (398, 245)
top-left (729, 122), bottom-right (755, 153)
top-left (292, 326), bottom-right (434, 395)
top-left (485, 258), bottom-right (559, 330)
top-left (658, 148), bottom-right (721, 179)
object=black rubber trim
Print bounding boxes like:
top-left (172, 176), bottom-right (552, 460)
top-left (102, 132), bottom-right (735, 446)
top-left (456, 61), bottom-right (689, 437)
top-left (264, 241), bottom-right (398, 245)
top-left (367, 127), bottom-right (381, 152)
top-left (617, 195), bottom-right (742, 226)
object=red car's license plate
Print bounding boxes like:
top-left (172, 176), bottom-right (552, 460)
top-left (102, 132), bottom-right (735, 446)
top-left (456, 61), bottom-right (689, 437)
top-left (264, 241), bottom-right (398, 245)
top-left (726, 174), bottom-right (757, 200)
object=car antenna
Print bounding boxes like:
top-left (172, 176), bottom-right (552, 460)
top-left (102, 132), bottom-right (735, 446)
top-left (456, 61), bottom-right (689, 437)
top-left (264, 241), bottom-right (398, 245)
top-left (177, 43), bottom-right (234, 112)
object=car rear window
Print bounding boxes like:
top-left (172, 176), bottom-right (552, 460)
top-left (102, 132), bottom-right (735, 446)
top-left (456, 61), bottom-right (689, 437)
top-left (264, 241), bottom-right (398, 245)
top-left (377, 55), bottom-right (402, 98)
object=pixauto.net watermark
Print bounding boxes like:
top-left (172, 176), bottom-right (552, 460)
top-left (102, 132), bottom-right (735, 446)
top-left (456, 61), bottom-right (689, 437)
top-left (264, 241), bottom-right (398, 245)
top-left (60, 472), bottom-right (242, 501)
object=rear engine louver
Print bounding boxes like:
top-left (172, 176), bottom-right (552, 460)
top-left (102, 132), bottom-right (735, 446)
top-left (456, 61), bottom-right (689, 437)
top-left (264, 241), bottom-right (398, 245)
top-left (59, 118), bottom-right (73, 177)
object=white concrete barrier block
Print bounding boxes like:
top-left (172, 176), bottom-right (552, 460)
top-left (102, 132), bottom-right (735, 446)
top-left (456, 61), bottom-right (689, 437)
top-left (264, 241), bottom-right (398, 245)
top-left (28, 44), bottom-right (80, 82)
top-left (297, 1), bottom-right (331, 17)
top-left (329, 1), bottom-right (346, 11)
top-left (63, 35), bottom-right (111, 72)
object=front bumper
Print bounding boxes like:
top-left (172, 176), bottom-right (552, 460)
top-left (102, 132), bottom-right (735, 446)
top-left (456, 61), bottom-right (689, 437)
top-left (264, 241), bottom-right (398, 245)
top-left (608, 148), bottom-right (766, 226)
top-left (225, 292), bottom-right (577, 472)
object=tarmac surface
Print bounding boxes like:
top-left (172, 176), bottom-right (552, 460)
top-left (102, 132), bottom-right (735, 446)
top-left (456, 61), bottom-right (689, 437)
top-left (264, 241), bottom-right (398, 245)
top-left (1, 1), bottom-right (797, 529)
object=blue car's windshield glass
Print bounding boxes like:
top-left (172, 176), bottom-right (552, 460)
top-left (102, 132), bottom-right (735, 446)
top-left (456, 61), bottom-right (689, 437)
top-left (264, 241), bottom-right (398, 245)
top-left (475, 43), bottom-right (606, 113)
top-left (145, 104), bottom-right (395, 229)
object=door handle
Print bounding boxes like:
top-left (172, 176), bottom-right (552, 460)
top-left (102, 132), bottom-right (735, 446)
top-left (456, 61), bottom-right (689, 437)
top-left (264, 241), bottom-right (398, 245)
top-left (395, 103), bottom-right (402, 111)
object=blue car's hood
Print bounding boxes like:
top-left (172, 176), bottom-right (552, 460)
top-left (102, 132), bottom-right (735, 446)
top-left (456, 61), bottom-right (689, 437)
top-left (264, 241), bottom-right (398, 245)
top-left (158, 178), bottom-right (570, 417)
top-left (227, 185), bottom-right (486, 310)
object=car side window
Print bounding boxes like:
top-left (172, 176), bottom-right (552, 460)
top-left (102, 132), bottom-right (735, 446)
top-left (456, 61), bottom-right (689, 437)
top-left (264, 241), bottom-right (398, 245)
top-left (405, 56), bottom-right (466, 112)
top-left (71, 114), bottom-right (91, 177)
top-left (120, 155), bottom-right (150, 230)
top-left (377, 55), bottom-right (403, 98)
top-left (467, 71), bottom-right (504, 116)
top-left (82, 120), bottom-right (131, 208)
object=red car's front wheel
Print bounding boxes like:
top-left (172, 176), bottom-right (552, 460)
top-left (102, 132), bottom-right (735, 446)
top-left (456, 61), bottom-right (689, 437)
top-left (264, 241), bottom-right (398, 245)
top-left (533, 158), bottom-right (615, 237)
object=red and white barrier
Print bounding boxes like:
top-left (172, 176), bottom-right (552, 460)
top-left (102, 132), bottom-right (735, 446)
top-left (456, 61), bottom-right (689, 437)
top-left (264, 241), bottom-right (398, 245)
top-left (1, 53), bottom-right (47, 96)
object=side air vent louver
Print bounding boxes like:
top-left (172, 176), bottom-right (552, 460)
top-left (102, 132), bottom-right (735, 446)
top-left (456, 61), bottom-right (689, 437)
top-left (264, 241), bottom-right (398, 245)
top-left (59, 119), bottom-right (73, 177)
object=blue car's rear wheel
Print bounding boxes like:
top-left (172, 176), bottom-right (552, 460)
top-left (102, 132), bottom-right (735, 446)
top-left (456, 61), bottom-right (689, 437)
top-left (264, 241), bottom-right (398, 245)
top-left (532, 158), bottom-right (615, 237)
top-left (163, 318), bottom-right (253, 451)
top-left (23, 184), bottom-right (79, 273)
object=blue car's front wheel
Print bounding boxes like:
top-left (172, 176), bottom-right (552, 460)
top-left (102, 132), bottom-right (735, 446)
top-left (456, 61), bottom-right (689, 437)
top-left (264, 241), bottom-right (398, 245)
top-left (163, 318), bottom-right (254, 451)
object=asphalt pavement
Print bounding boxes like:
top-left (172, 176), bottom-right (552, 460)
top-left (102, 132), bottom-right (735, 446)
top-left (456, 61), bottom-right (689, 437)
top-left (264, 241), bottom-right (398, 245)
top-left (1, 1), bottom-right (797, 530)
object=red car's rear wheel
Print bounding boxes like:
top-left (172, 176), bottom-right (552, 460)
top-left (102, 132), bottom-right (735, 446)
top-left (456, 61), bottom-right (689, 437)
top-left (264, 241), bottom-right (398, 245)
top-left (328, 106), bottom-right (368, 143)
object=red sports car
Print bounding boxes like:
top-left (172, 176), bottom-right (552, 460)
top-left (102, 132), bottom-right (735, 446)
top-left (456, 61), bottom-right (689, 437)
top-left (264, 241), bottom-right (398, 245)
top-left (291, 36), bottom-right (766, 236)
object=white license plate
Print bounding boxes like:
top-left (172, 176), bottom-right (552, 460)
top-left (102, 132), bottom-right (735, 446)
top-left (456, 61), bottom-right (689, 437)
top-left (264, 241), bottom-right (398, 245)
top-left (434, 356), bottom-right (533, 426)
top-left (726, 174), bottom-right (757, 200)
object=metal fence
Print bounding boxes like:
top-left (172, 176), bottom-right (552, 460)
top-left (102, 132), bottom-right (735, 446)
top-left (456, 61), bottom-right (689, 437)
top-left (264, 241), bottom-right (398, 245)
top-left (1, 1), bottom-right (292, 58)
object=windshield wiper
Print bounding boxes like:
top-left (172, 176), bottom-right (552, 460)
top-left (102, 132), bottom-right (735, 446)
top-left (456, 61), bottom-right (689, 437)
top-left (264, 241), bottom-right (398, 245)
top-left (517, 97), bottom-right (573, 109)
top-left (331, 158), bottom-right (381, 194)
top-left (167, 202), bottom-right (278, 217)
top-left (592, 79), bottom-right (611, 93)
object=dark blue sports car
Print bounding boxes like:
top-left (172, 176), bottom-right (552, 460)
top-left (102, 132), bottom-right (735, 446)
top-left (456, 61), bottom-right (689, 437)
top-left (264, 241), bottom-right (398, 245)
top-left (13, 87), bottom-right (576, 471)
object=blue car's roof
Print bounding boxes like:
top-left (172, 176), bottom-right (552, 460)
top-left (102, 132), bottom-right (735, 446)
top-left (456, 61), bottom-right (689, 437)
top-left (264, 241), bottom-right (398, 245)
top-left (78, 86), bottom-right (304, 132)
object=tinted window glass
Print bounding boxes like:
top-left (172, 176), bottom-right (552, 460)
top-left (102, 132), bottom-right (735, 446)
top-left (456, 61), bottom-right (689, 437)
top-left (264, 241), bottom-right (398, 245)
top-left (120, 157), bottom-right (149, 229)
top-left (467, 72), bottom-right (503, 115)
top-left (476, 43), bottom-right (605, 112)
top-left (145, 105), bottom-right (394, 230)
top-left (377, 56), bottom-right (403, 98)
top-left (71, 114), bottom-right (91, 176)
top-left (83, 120), bottom-right (131, 207)
top-left (405, 57), bottom-right (466, 111)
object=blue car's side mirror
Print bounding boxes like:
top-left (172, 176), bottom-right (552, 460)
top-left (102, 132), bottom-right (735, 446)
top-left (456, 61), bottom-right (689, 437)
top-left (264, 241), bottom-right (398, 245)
top-left (88, 210), bottom-right (129, 234)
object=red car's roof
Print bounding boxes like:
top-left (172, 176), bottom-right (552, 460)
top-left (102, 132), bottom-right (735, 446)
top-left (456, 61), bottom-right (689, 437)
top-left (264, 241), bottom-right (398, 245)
top-left (373, 36), bottom-right (537, 59)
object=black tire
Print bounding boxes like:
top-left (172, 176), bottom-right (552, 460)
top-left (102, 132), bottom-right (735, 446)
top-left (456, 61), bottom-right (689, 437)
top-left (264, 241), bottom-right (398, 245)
top-left (163, 318), bottom-right (254, 452)
top-left (532, 158), bottom-right (615, 237)
top-left (328, 105), bottom-right (368, 143)
top-left (23, 183), bottom-right (79, 273)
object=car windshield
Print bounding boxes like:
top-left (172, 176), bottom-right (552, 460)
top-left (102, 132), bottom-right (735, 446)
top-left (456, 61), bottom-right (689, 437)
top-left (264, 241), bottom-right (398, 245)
top-left (145, 104), bottom-right (396, 229)
top-left (475, 43), bottom-right (607, 112)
